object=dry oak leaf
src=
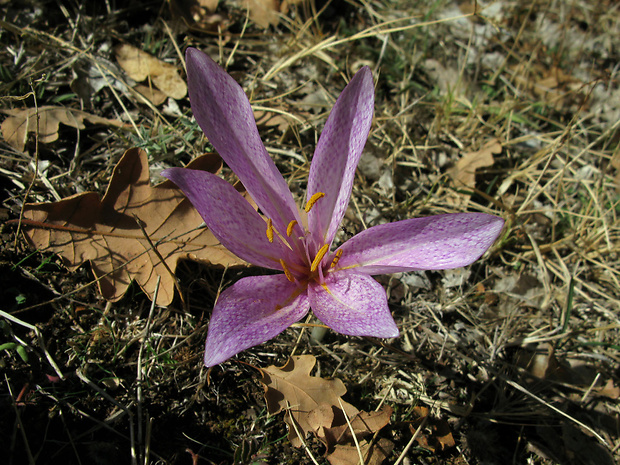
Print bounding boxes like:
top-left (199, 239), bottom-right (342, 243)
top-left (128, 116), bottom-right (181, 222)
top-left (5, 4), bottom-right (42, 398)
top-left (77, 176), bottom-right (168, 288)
top-left (22, 147), bottom-right (245, 306)
top-left (447, 138), bottom-right (500, 206)
top-left (322, 407), bottom-right (393, 447)
top-left (259, 355), bottom-right (359, 448)
top-left (115, 44), bottom-right (187, 100)
top-left (325, 438), bottom-right (395, 465)
top-left (323, 407), bottom-right (394, 465)
top-left (409, 406), bottom-right (456, 453)
top-left (245, 0), bottom-right (305, 28)
top-left (1, 106), bottom-right (124, 153)
top-left (449, 138), bottom-right (500, 188)
top-left (168, 0), bottom-right (228, 33)
top-left (511, 64), bottom-right (585, 111)
top-left (596, 379), bottom-right (620, 400)
top-left (260, 355), bottom-right (394, 464)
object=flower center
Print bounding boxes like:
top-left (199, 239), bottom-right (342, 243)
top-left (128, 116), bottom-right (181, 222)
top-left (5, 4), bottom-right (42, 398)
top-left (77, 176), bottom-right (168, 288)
top-left (263, 191), bottom-right (341, 285)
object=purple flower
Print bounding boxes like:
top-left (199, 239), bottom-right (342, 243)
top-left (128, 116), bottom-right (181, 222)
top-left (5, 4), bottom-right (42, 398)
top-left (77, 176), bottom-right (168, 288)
top-left (163, 48), bottom-right (504, 367)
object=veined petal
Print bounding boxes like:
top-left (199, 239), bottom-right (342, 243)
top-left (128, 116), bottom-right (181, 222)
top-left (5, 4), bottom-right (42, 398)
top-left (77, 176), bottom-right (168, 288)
top-left (186, 48), bottom-right (300, 234)
top-left (204, 274), bottom-right (310, 366)
top-left (308, 272), bottom-right (399, 338)
top-left (306, 66), bottom-right (374, 250)
top-left (335, 213), bottom-right (504, 274)
top-left (162, 167), bottom-right (291, 269)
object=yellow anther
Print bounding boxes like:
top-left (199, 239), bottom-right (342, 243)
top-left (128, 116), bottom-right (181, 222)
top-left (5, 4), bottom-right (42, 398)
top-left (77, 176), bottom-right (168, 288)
top-left (310, 244), bottom-right (330, 272)
top-left (304, 192), bottom-right (325, 213)
top-left (266, 218), bottom-right (274, 243)
top-left (330, 249), bottom-right (343, 268)
top-left (286, 220), bottom-right (298, 237)
top-left (279, 259), bottom-right (296, 283)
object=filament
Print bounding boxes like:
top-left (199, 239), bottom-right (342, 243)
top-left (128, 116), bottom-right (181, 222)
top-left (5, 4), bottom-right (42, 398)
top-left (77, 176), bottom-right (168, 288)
top-left (279, 259), bottom-right (296, 283)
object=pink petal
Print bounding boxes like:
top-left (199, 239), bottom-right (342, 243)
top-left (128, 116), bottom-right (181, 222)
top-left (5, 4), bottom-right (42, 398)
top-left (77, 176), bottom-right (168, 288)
top-left (162, 167), bottom-right (293, 269)
top-left (335, 213), bottom-right (504, 274)
top-left (186, 48), bottom-right (300, 234)
top-left (308, 272), bottom-right (399, 338)
top-left (306, 66), bottom-right (374, 251)
top-left (204, 274), bottom-right (310, 366)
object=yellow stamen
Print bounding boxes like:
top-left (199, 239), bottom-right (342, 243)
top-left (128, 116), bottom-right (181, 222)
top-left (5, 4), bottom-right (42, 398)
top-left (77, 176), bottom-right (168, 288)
top-left (330, 249), bottom-right (343, 268)
top-left (310, 244), bottom-right (330, 272)
top-left (286, 220), bottom-right (298, 237)
top-left (279, 259), bottom-right (295, 283)
top-left (304, 192), bottom-right (325, 213)
top-left (266, 218), bottom-right (274, 243)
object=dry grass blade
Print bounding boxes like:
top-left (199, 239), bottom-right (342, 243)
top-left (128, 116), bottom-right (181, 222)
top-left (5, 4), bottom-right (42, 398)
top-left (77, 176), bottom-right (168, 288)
top-left (338, 397), bottom-right (365, 465)
top-left (286, 400), bottom-right (321, 465)
top-left (505, 378), bottom-right (609, 447)
top-left (393, 415), bottom-right (428, 465)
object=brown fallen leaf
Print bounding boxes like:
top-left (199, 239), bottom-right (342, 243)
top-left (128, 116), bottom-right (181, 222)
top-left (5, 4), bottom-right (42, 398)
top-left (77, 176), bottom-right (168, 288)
top-left (326, 439), bottom-right (394, 465)
top-left (595, 379), bottom-right (620, 400)
top-left (115, 44), bottom-right (187, 100)
top-left (409, 406), bottom-right (456, 453)
top-left (168, 0), bottom-right (228, 33)
top-left (134, 84), bottom-right (168, 106)
top-left (511, 64), bottom-right (586, 111)
top-left (245, 0), bottom-right (279, 28)
top-left (245, 0), bottom-right (305, 28)
top-left (259, 355), bottom-right (394, 463)
top-left (260, 355), bottom-right (359, 447)
top-left (253, 109), bottom-right (295, 133)
top-left (447, 138), bottom-right (500, 206)
top-left (514, 343), bottom-right (583, 385)
top-left (1, 106), bottom-right (124, 153)
top-left (322, 407), bottom-right (393, 447)
top-left (21, 147), bottom-right (245, 306)
top-left (197, 0), bottom-right (218, 11)
top-left (323, 407), bottom-right (393, 465)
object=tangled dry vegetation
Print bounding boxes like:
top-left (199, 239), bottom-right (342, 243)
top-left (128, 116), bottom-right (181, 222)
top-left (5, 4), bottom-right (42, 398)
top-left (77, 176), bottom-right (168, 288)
top-left (1, 0), bottom-right (619, 464)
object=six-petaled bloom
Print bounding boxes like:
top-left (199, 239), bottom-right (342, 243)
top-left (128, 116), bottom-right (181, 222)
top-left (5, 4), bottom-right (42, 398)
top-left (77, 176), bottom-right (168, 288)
top-left (162, 48), bottom-right (505, 367)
